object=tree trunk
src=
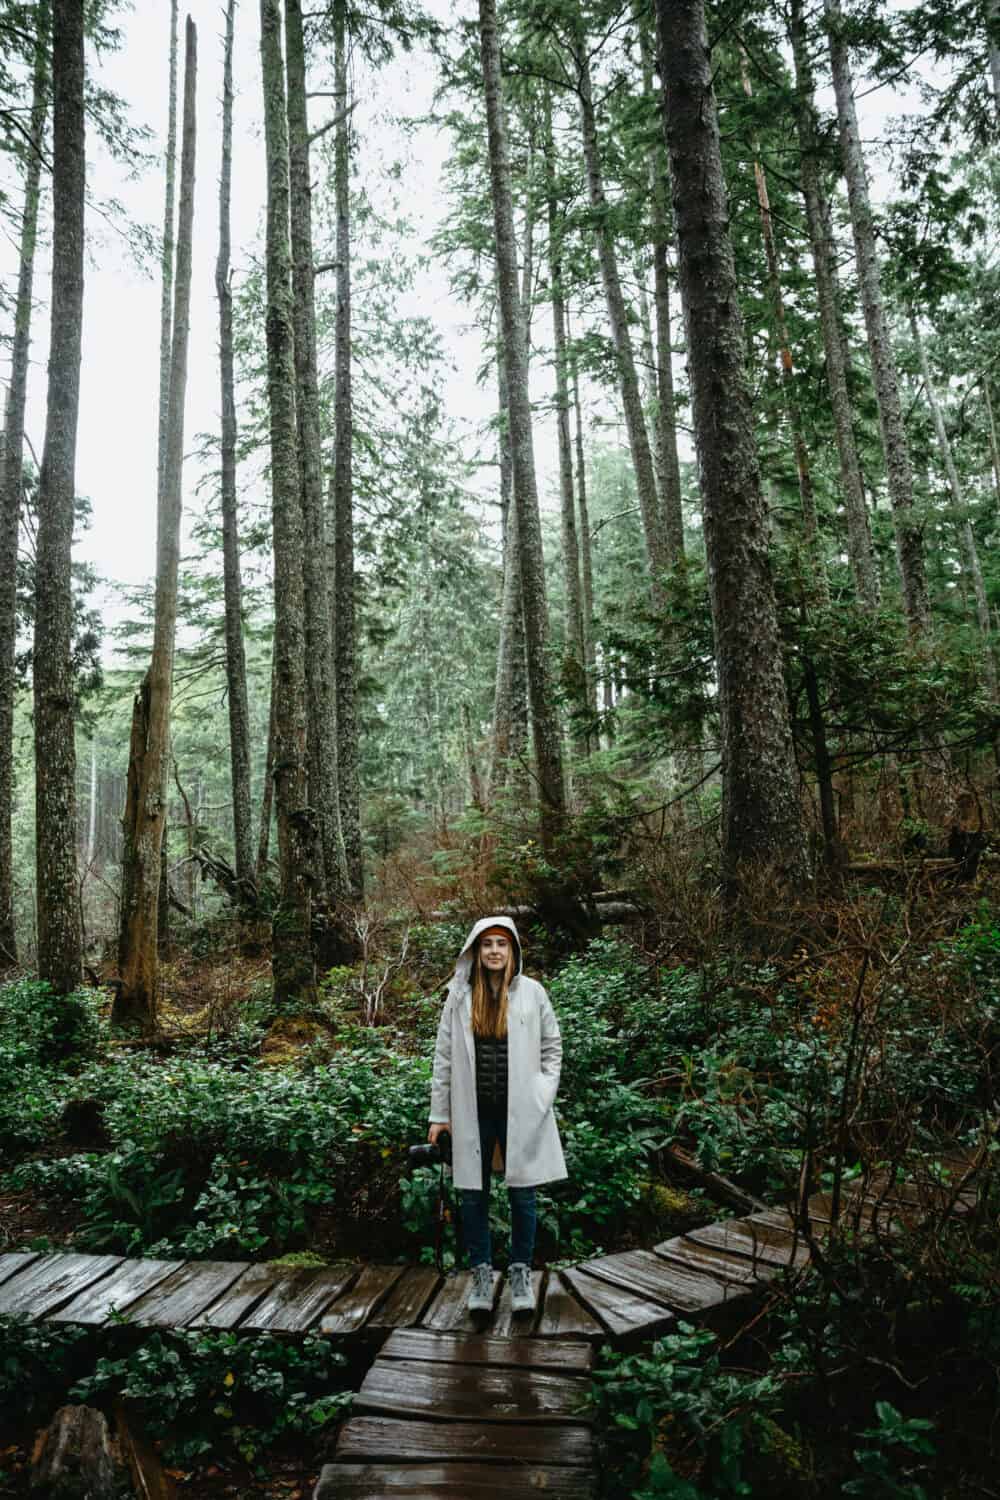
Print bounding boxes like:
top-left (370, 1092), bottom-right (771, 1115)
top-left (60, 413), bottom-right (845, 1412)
top-left (569, 312), bottom-right (598, 724)
top-left (86, 735), bottom-right (97, 866)
top-left (983, 374), bottom-right (1000, 508)
top-left (789, 0), bottom-right (878, 612)
top-left (479, 0), bottom-right (566, 847)
top-left (656, 0), bottom-right (806, 888)
top-left (987, 0), bottom-right (1000, 121)
top-left (156, 0), bottom-right (179, 508)
top-left (260, 0), bottom-right (316, 1005)
top-left (543, 98), bottom-right (587, 743)
top-left (332, 0), bottom-right (363, 903)
top-left (577, 45), bottom-right (668, 600)
top-left (217, 0), bottom-right (254, 904)
top-left (115, 18), bottom-right (197, 1029)
top-left (491, 343), bottom-right (529, 792)
top-left (0, 0), bottom-right (48, 969)
top-left (256, 654), bottom-right (277, 885)
top-left (286, 0), bottom-right (349, 918)
top-left (33, 0), bottom-right (85, 995)
top-left (824, 0), bottom-right (930, 635)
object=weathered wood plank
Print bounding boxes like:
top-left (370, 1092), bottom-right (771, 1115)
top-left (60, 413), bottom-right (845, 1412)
top-left (686, 1219), bottom-right (810, 1270)
top-left (335, 1415), bottom-right (592, 1466)
top-left (0, 1254), bottom-right (122, 1320)
top-left (534, 1272), bottom-right (605, 1341)
top-left (314, 1461), bottom-right (596, 1498)
top-left (321, 1264), bottom-right (405, 1337)
top-left (654, 1237), bottom-right (778, 1288)
top-left (354, 1358), bottom-right (591, 1425)
top-left (420, 1270), bottom-right (501, 1332)
top-left (50, 1258), bottom-right (183, 1326)
top-left (122, 1261), bottom-right (248, 1328)
top-left (379, 1328), bottom-right (593, 1373)
top-left (240, 1263), bottom-right (357, 1334)
top-left (555, 1268), bottom-right (676, 1343)
top-left (491, 1271), bottom-right (544, 1338)
top-left (188, 1263), bottom-right (285, 1330)
top-left (0, 1252), bottom-right (40, 1289)
top-left (576, 1250), bottom-right (732, 1316)
top-left (366, 1266), bottom-right (441, 1331)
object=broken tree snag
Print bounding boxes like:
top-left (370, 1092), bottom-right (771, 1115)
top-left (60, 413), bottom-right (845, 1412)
top-left (30, 1405), bottom-right (130, 1497)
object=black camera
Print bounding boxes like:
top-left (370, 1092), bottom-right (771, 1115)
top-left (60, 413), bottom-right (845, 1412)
top-left (408, 1130), bottom-right (451, 1167)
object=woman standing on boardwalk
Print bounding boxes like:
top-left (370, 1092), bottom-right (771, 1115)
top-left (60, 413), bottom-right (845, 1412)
top-left (428, 915), bottom-right (567, 1316)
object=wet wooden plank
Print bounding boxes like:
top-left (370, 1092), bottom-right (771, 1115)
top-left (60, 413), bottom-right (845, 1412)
top-left (420, 1270), bottom-right (501, 1332)
top-left (534, 1272), bottom-right (604, 1341)
top-left (50, 1258), bottom-right (183, 1326)
top-left (379, 1329), bottom-right (593, 1373)
top-left (654, 1237), bottom-right (778, 1288)
top-left (123, 1261), bottom-right (248, 1328)
top-left (240, 1263), bottom-right (357, 1334)
top-left (556, 1267), bottom-right (675, 1342)
top-left (576, 1250), bottom-right (732, 1316)
top-left (189, 1263), bottom-right (285, 1330)
top-left (321, 1264), bottom-right (406, 1337)
top-left (0, 1252), bottom-right (41, 1290)
top-left (366, 1266), bottom-right (441, 1331)
top-left (0, 1254), bottom-right (122, 1320)
top-left (686, 1219), bottom-right (810, 1270)
top-left (354, 1358), bottom-right (591, 1425)
top-left (335, 1415), bottom-right (593, 1466)
top-left (315, 1461), bottom-right (596, 1498)
top-left (490, 1271), bottom-right (544, 1338)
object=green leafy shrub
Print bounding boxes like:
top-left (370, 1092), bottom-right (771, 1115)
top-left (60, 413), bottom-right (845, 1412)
top-left (0, 1317), bottom-right (91, 1428)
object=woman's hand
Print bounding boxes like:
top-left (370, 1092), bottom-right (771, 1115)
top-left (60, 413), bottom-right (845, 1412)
top-left (428, 1122), bottom-right (451, 1146)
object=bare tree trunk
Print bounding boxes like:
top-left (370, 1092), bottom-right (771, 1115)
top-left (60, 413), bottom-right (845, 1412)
top-left (216, 0), bottom-right (254, 904)
top-left (86, 736), bottom-right (97, 866)
top-left (491, 345), bottom-right (529, 792)
top-left (156, 0), bottom-right (179, 509)
top-left (577, 45), bottom-right (667, 600)
top-left (825, 0), bottom-right (930, 635)
top-left (286, 0), bottom-right (349, 919)
top-left (260, 0), bottom-right (316, 1005)
top-left (657, 0), bottom-right (806, 888)
top-left (479, 0), bottom-right (566, 848)
top-left (463, 703), bottom-right (485, 810)
top-left (332, 0), bottom-right (363, 903)
top-left (256, 656), bottom-right (276, 886)
top-left (115, 18), bottom-right (197, 1028)
top-left (569, 314), bottom-right (598, 724)
top-left (984, 375), bottom-right (1000, 508)
top-left (33, 0), bottom-right (85, 995)
top-left (986, 0), bottom-right (1000, 120)
top-left (789, 0), bottom-right (878, 612)
top-left (0, 0), bottom-right (48, 968)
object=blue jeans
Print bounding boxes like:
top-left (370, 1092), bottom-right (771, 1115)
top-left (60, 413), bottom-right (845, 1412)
top-left (460, 1105), bottom-right (537, 1268)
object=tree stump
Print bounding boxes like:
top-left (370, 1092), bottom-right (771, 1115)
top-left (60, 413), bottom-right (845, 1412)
top-left (30, 1405), bottom-right (130, 1497)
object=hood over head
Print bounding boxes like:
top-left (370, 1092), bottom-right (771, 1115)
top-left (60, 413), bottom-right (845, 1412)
top-left (450, 914), bottom-right (523, 991)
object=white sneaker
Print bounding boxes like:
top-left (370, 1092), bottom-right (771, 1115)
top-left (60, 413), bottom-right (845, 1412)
top-left (509, 1262), bottom-right (535, 1315)
top-left (468, 1263), bottom-right (494, 1314)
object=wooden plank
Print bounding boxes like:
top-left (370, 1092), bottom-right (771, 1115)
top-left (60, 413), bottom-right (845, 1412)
top-left (335, 1415), bottom-right (593, 1466)
top-left (122, 1261), bottom-right (248, 1328)
top-left (0, 1252), bottom-right (40, 1289)
top-left (354, 1358), bottom-right (591, 1425)
top-left (189, 1263), bottom-right (286, 1330)
top-left (534, 1272), bottom-right (604, 1341)
top-left (575, 1250), bottom-right (732, 1316)
top-left (0, 1254), bottom-right (122, 1320)
top-left (686, 1219), bottom-right (810, 1270)
top-left (50, 1258), bottom-right (183, 1326)
top-left (420, 1270), bottom-right (501, 1332)
top-left (556, 1267), bottom-right (675, 1343)
top-left (321, 1264), bottom-right (406, 1337)
top-left (240, 1263), bottom-right (357, 1334)
top-left (491, 1271), bottom-right (544, 1338)
top-left (379, 1328), bottom-right (594, 1373)
top-left (653, 1237), bottom-right (778, 1288)
top-left (366, 1266), bottom-right (441, 1331)
top-left (315, 1461), bottom-right (596, 1498)
top-left (113, 1401), bottom-right (177, 1500)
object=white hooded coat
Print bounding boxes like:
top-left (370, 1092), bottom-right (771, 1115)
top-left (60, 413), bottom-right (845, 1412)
top-left (429, 915), bottom-right (568, 1192)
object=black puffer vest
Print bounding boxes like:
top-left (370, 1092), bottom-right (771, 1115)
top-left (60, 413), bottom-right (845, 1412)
top-left (474, 1033), bottom-right (509, 1109)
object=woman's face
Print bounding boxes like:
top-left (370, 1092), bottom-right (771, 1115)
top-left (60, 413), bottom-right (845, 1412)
top-left (479, 931), bottom-right (511, 973)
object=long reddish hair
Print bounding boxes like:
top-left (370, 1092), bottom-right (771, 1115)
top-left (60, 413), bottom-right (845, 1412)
top-left (470, 934), bottom-right (515, 1038)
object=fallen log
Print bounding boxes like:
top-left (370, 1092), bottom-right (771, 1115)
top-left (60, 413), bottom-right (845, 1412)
top-left (666, 1143), bottom-right (768, 1216)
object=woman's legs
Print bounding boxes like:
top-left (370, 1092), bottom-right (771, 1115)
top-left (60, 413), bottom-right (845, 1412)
top-left (460, 1109), bottom-right (502, 1267)
top-left (508, 1185), bottom-right (537, 1266)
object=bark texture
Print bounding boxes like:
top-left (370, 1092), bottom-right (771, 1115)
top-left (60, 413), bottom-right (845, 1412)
top-left (825, 0), bottom-right (930, 633)
top-left (0, 0), bottom-right (48, 967)
top-left (332, 0), bottom-right (363, 901)
top-left (987, 0), bottom-right (1000, 121)
top-left (216, 0), bottom-right (254, 902)
top-left (260, 0), bottom-right (316, 1004)
top-left (33, 0), bottom-right (86, 994)
top-left (656, 0), bottom-right (806, 886)
top-left (570, 318), bottom-right (598, 721)
top-left (286, 0), bottom-right (349, 913)
top-left (479, 0), bottom-right (566, 842)
top-left (491, 343), bottom-right (529, 791)
top-left (115, 18), bottom-right (197, 1028)
top-left (789, 0), bottom-right (878, 611)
